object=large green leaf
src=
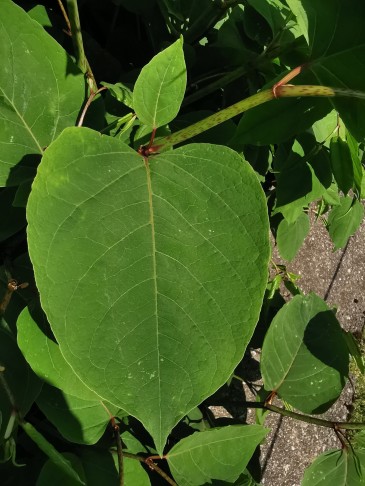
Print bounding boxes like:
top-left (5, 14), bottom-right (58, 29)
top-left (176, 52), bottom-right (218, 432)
top-left (133, 38), bottom-right (186, 129)
top-left (167, 425), bottom-right (268, 485)
top-left (27, 127), bottom-right (270, 454)
top-left (261, 293), bottom-right (349, 413)
top-left (0, 0), bottom-right (85, 187)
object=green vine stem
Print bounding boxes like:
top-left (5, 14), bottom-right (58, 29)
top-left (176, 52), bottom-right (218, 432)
top-left (149, 84), bottom-right (365, 153)
top-left (211, 400), bottom-right (365, 430)
top-left (264, 403), bottom-right (365, 430)
top-left (66, 0), bottom-right (97, 92)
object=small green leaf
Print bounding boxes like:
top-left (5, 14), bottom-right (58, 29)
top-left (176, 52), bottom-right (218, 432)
top-left (276, 212), bottom-right (310, 261)
top-left (330, 136), bottom-right (354, 195)
top-left (261, 293), bottom-right (349, 413)
top-left (167, 425), bottom-right (268, 486)
top-left (347, 130), bottom-right (363, 196)
top-left (133, 38), bottom-right (186, 129)
top-left (302, 448), bottom-right (365, 486)
top-left (101, 82), bottom-right (133, 109)
top-left (327, 196), bottom-right (364, 250)
top-left (322, 182), bottom-right (341, 206)
top-left (286, 0), bottom-right (309, 43)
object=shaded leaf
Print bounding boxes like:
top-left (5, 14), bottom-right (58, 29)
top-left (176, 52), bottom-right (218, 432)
top-left (286, 0), bottom-right (309, 43)
top-left (26, 127), bottom-right (270, 454)
top-left (37, 453), bottom-right (85, 486)
top-left (101, 82), bottom-right (133, 109)
top-left (327, 197), bottom-right (364, 250)
top-left (246, 0), bottom-right (290, 35)
top-left (167, 425), bottom-right (268, 486)
top-left (330, 137), bottom-right (354, 195)
top-left (0, 328), bottom-right (42, 442)
top-left (133, 38), bottom-right (186, 129)
top-left (0, 0), bottom-right (85, 186)
top-left (21, 421), bottom-right (85, 485)
top-left (0, 188), bottom-right (26, 242)
top-left (37, 384), bottom-right (121, 445)
top-left (261, 293), bottom-right (349, 413)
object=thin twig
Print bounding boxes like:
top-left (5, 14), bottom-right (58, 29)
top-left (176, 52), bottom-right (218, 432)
top-left (77, 86), bottom-right (107, 127)
top-left (56, 0), bottom-right (71, 34)
top-left (206, 399), bottom-right (365, 430)
top-left (145, 458), bottom-right (178, 486)
top-left (112, 451), bottom-right (177, 485)
top-left (114, 424), bottom-right (124, 486)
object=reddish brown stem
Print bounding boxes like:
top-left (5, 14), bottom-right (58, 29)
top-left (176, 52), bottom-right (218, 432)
top-left (56, 0), bottom-right (71, 34)
top-left (77, 86), bottom-right (107, 127)
top-left (272, 64), bottom-right (308, 98)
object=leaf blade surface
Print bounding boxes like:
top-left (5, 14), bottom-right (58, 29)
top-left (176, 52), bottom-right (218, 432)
top-left (27, 127), bottom-right (270, 453)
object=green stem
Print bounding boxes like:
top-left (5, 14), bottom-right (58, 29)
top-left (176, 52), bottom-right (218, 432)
top-left (213, 399), bottom-right (365, 430)
top-left (66, 0), bottom-right (97, 92)
top-left (265, 403), bottom-right (365, 430)
top-left (151, 84), bottom-right (365, 153)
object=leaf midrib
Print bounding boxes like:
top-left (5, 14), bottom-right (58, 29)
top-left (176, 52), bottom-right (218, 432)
top-left (0, 87), bottom-right (44, 154)
top-left (145, 160), bottom-right (162, 444)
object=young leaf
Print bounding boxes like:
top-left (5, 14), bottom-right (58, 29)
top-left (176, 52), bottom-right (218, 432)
top-left (0, 0), bottom-right (85, 186)
top-left (261, 293), bottom-right (349, 413)
top-left (26, 127), bottom-right (270, 454)
top-left (276, 212), bottom-right (310, 261)
top-left (327, 196), bottom-right (364, 250)
top-left (330, 136), bottom-right (354, 195)
top-left (101, 81), bottom-right (133, 109)
top-left (133, 38), bottom-right (186, 129)
top-left (167, 425), bottom-right (269, 486)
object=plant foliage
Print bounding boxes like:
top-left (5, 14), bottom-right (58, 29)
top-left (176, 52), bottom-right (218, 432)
top-left (1, 0), bottom-right (365, 484)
